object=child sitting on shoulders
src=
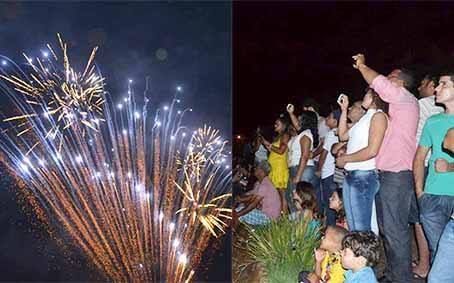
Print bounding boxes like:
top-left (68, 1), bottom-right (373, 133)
top-left (303, 225), bottom-right (348, 283)
top-left (341, 231), bottom-right (380, 283)
top-left (329, 188), bottom-right (347, 229)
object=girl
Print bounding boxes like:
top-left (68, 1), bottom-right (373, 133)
top-left (291, 181), bottom-right (321, 232)
top-left (329, 188), bottom-right (347, 229)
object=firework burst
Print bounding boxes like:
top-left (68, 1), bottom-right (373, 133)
top-left (0, 36), bottom-right (231, 282)
top-left (0, 33), bottom-right (105, 154)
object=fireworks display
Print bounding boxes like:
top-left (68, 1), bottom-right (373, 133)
top-left (0, 35), bottom-right (231, 282)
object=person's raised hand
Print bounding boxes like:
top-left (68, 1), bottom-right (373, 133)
top-left (337, 94), bottom-right (349, 111)
top-left (336, 147), bottom-right (347, 158)
top-left (352, 53), bottom-right (365, 69)
top-left (336, 155), bottom-right (348, 168)
top-left (314, 248), bottom-right (327, 263)
top-left (287, 104), bottom-right (295, 114)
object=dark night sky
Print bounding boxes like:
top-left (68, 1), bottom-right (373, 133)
top-left (0, 1), bottom-right (230, 281)
top-left (0, 1), bottom-right (231, 133)
top-left (234, 2), bottom-right (454, 138)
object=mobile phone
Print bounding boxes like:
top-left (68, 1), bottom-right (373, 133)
top-left (337, 94), bottom-right (345, 104)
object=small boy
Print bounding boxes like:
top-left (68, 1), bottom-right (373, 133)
top-left (304, 225), bottom-right (348, 283)
top-left (341, 231), bottom-right (380, 283)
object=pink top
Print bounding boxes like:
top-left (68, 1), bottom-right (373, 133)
top-left (254, 177), bottom-right (281, 219)
top-left (370, 75), bottom-right (419, 172)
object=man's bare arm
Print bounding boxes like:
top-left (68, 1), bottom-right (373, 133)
top-left (413, 146), bottom-right (430, 198)
top-left (353, 54), bottom-right (380, 85)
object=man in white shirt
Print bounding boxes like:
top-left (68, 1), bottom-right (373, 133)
top-left (417, 75), bottom-right (444, 148)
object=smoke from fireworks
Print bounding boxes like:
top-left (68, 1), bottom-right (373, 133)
top-left (0, 35), bottom-right (231, 282)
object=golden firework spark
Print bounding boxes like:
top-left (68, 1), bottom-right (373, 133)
top-left (1, 34), bottom-right (105, 154)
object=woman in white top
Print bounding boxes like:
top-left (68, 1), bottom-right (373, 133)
top-left (335, 89), bottom-right (388, 231)
top-left (286, 110), bottom-right (319, 213)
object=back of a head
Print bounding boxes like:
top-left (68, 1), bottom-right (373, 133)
top-left (299, 110), bottom-right (319, 148)
top-left (300, 110), bottom-right (318, 129)
top-left (342, 231), bottom-right (380, 267)
top-left (276, 114), bottom-right (290, 134)
top-left (331, 109), bottom-right (342, 123)
top-left (366, 87), bottom-right (389, 114)
top-left (327, 225), bottom-right (348, 243)
top-left (398, 68), bottom-right (415, 91)
top-left (302, 97), bottom-right (320, 113)
top-left (424, 74), bottom-right (438, 86)
top-left (256, 160), bottom-right (271, 176)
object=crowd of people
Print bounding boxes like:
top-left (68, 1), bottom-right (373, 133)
top-left (233, 54), bottom-right (454, 283)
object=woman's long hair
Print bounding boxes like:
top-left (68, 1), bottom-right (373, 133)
top-left (273, 115), bottom-right (290, 141)
top-left (334, 187), bottom-right (345, 220)
top-left (295, 181), bottom-right (317, 212)
top-left (299, 110), bottom-right (319, 148)
top-left (367, 87), bottom-right (389, 114)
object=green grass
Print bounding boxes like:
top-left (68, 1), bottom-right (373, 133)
top-left (245, 215), bottom-right (321, 283)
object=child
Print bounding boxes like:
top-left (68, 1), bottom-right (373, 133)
top-left (291, 181), bottom-right (321, 232)
top-left (329, 188), bottom-right (347, 229)
top-left (341, 231), bottom-right (380, 283)
top-left (304, 225), bottom-right (348, 283)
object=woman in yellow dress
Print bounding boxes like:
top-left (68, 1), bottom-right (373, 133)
top-left (261, 116), bottom-right (290, 214)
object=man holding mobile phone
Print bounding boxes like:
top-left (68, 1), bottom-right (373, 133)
top-left (352, 54), bottom-right (419, 283)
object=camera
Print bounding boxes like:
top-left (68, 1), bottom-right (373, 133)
top-left (337, 93), bottom-right (345, 104)
top-left (239, 174), bottom-right (248, 187)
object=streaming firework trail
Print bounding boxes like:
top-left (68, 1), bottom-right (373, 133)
top-left (0, 34), bottom-right (231, 282)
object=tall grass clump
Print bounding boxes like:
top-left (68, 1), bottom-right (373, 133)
top-left (245, 215), bottom-right (320, 283)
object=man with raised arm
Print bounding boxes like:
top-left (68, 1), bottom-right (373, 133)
top-left (352, 54), bottom-right (419, 283)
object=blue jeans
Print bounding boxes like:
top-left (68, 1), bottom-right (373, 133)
top-left (321, 175), bottom-right (337, 226)
top-left (419, 194), bottom-right (454, 261)
top-left (343, 169), bottom-right (379, 231)
top-left (428, 217), bottom-right (454, 283)
top-left (375, 170), bottom-right (414, 283)
top-left (287, 165), bottom-right (318, 213)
